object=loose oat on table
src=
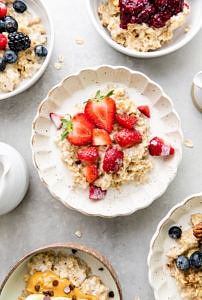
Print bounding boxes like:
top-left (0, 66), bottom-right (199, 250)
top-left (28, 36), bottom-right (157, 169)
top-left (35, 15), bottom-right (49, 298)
top-left (0, 0), bottom-right (48, 93)
top-left (18, 251), bottom-right (109, 300)
top-left (98, 0), bottom-right (190, 52)
top-left (167, 213), bottom-right (202, 300)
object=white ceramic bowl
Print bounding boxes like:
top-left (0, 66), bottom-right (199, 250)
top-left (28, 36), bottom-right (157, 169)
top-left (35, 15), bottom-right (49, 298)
top-left (0, 242), bottom-right (122, 300)
top-left (31, 65), bottom-right (183, 217)
top-left (148, 193), bottom-right (202, 300)
top-left (0, 0), bottom-right (54, 101)
top-left (87, 0), bottom-right (202, 58)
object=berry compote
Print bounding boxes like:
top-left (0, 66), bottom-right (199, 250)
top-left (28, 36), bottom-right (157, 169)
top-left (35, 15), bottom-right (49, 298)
top-left (119, 0), bottom-right (185, 29)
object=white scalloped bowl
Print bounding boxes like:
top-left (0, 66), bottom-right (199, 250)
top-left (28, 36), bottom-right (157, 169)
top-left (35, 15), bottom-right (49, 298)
top-left (0, 0), bottom-right (54, 101)
top-left (31, 65), bottom-right (183, 217)
top-left (0, 242), bottom-right (122, 300)
top-left (87, 0), bottom-right (202, 58)
top-left (148, 193), bottom-right (202, 300)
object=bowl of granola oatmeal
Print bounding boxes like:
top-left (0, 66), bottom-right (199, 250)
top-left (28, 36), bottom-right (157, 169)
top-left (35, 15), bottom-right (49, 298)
top-left (148, 193), bottom-right (202, 300)
top-left (0, 0), bottom-right (54, 100)
top-left (87, 0), bottom-right (202, 58)
top-left (31, 65), bottom-right (183, 217)
top-left (0, 242), bottom-right (122, 300)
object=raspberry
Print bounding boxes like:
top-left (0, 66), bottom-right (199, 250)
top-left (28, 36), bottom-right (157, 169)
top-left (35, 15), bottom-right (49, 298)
top-left (8, 31), bottom-right (31, 51)
top-left (0, 1), bottom-right (7, 18)
top-left (0, 33), bottom-right (7, 50)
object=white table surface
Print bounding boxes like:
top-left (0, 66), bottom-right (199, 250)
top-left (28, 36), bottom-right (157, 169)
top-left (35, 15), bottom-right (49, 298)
top-left (0, 1), bottom-right (202, 299)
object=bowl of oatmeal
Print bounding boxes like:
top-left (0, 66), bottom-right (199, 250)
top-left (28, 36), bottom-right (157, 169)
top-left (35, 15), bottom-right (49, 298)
top-left (148, 193), bottom-right (202, 300)
top-left (31, 65), bottom-right (183, 217)
top-left (0, 0), bottom-right (54, 100)
top-left (87, 0), bottom-right (202, 58)
top-left (0, 242), bottom-right (122, 300)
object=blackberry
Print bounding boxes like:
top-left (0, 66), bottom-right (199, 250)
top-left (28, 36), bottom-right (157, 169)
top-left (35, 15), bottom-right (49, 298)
top-left (8, 32), bottom-right (31, 51)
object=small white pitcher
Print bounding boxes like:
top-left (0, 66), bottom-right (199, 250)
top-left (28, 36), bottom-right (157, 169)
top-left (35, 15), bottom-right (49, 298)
top-left (192, 71), bottom-right (202, 112)
top-left (0, 142), bottom-right (29, 215)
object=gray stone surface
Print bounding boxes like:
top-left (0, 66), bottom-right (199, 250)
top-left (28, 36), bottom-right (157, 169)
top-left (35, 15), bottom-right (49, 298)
top-left (0, 1), bottom-right (202, 299)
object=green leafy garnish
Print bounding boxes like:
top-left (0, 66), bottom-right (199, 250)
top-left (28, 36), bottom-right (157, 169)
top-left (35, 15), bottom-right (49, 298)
top-left (85, 89), bottom-right (114, 103)
top-left (61, 115), bottom-right (72, 140)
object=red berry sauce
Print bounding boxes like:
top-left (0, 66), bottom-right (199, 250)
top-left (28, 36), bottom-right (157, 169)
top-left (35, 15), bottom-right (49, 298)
top-left (119, 0), bottom-right (185, 29)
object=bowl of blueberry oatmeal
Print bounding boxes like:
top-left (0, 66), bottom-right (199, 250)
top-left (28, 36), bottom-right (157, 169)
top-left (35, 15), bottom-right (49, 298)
top-left (148, 193), bottom-right (202, 300)
top-left (87, 0), bottom-right (202, 58)
top-left (0, 242), bottom-right (122, 300)
top-left (0, 0), bottom-right (54, 100)
top-left (31, 65), bottom-right (183, 217)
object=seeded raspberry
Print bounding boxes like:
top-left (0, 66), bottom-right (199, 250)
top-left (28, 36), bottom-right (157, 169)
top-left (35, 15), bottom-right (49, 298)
top-left (0, 33), bottom-right (7, 50)
top-left (0, 2), bottom-right (7, 18)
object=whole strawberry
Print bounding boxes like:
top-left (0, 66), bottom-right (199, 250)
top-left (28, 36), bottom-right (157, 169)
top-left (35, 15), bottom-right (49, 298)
top-left (103, 147), bottom-right (124, 173)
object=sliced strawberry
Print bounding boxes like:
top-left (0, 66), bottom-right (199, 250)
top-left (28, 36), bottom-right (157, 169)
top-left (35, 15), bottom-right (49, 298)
top-left (115, 128), bottom-right (142, 148)
top-left (84, 97), bottom-right (116, 133)
top-left (67, 113), bottom-right (95, 146)
top-left (77, 146), bottom-right (99, 163)
top-left (149, 136), bottom-right (175, 156)
top-left (50, 112), bottom-right (63, 129)
top-left (103, 147), bottom-right (124, 173)
top-left (89, 184), bottom-right (107, 201)
top-left (115, 113), bottom-right (138, 129)
top-left (84, 164), bottom-right (99, 183)
top-left (137, 105), bottom-right (150, 118)
top-left (92, 128), bottom-right (112, 146)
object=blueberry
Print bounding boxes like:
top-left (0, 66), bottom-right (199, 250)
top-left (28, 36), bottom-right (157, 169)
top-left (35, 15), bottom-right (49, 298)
top-left (199, 243), bottom-right (202, 253)
top-left (175, 255), bottom-right (190, 271)
top-left (4, 16), bottom-right (18, 33)
top-left (13, 1), bottom-right (27, 13)
top-left (34, 45), bottom-right (48, 57)
top-left (190, 251), bottom-right (202, 270)
top-left (0, 19), bottom-right (6, 33)
top-left (168, 225), bottom-right (182, 239)
top-left (0, 57), bottom-right (6, 71)
top-left (4, 50), bottom-right (18, 64)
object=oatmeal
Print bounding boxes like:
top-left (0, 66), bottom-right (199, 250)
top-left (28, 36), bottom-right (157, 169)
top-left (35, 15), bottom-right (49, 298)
top-left (50, 86), bottom-right (175, 200)
top-left (167, 213), bottom-right (202, 299)
top-left (0, 0), bottom-right (48, 93)
top-left (98, 0), bottom-right (190, 52)
top-left (18, 251), bottom-right (110, 300)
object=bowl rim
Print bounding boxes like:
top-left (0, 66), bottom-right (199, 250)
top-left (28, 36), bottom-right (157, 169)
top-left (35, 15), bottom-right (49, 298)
top-left (0, 0), bottom-right (55, 101)
top-left (31, 64), bottom-right (183, 218)
top-left (0, 242), bottom-right (123, 299)
top-left (87, 0), bottom-right (202, 58)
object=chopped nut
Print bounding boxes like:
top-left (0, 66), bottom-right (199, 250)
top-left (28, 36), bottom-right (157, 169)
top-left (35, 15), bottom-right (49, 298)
top-left (193, 222), bottom-right (202, 239)
top-left (134, 297), bottom-right (140, 300)
top-left (184, 25), bottom-right (191, 32)
top-left (54, 62), bottom-right (62, 70)
top-left (74, 230), bottom-right (83, 238)
top-left (184, 139), bottom-right (194, 148)
top-left (58, 55), bottom-right (64, 63)
top-left (75, 39), bottom-right (84, 45)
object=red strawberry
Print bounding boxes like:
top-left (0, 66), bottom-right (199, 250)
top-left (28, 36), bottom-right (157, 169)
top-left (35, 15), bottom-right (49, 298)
top-left (0, 34), bottom-right (7, 50)
top-left (103, 147), bottom-right (124, 173)
top-left (84, 164), bottom-right (99, 183)
top-left (67, 113), bottom-right (95, 146)
top-left (0, 2), bottom-right (7, 18)
top-left (149, 136), bottom-right (175, 156)
top-left (137, 105), bottom-right (150, 118)
top-left (77, 146), bottom-right (99, 163)
top-left (115, 128), bottom-right (142, 148)
top-left (92, 128), bottom-right (112, 146)
top-left (50, 112), bottom-right (63, 129)
top-left (116, 113), bottom-right (138, 129)
top-left (84, 97), bottom-right (116, 133)
top-left (89, 184), bottom-right (107, 201)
